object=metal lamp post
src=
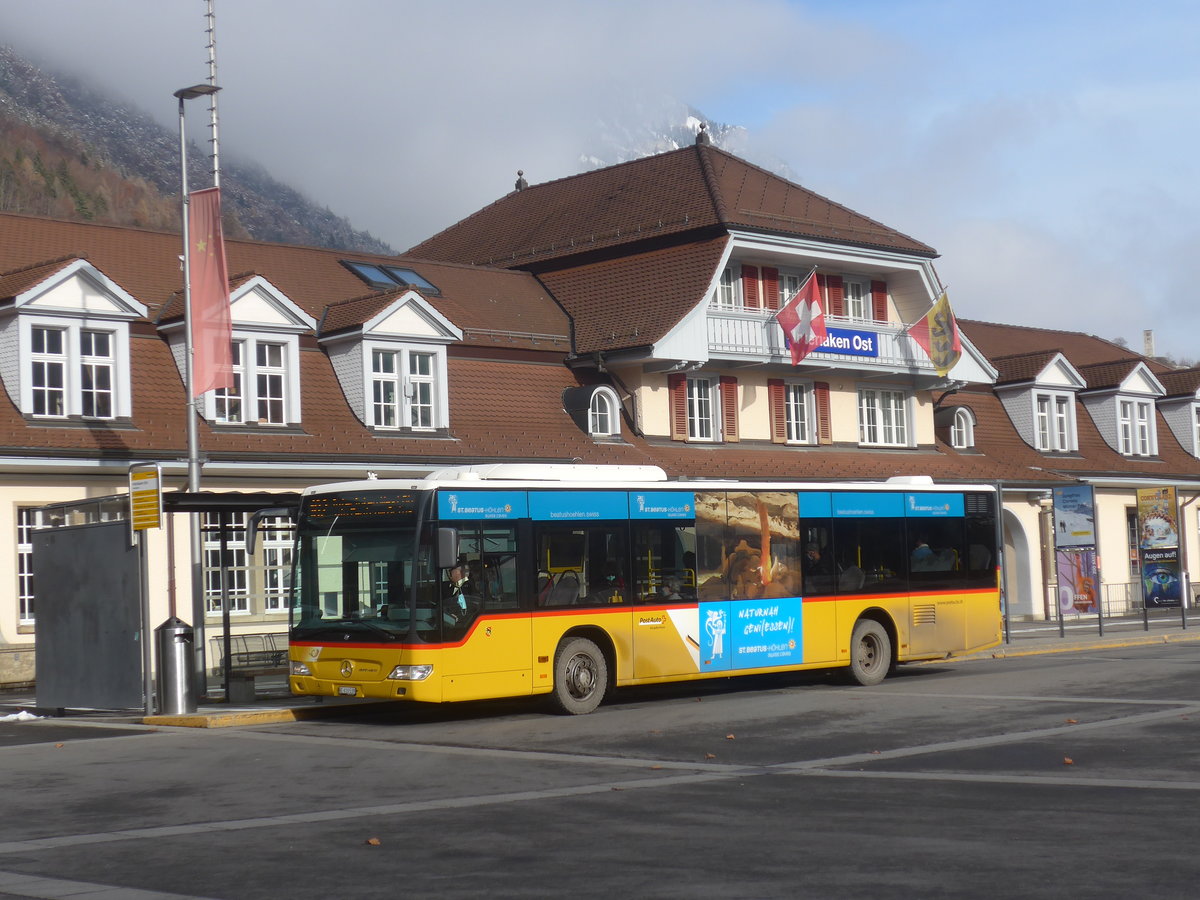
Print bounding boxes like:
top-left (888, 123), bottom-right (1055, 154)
top-left (175, 83), bottom-right (222, 693)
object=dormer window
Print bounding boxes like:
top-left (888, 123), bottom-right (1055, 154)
top-left (3, 260), bottom-right (146, 422)
top-left (589, 387), bottom-right (620, 437)
top-left (951, 407), bottom-right (975, 449)
top-left (213, 337), bottom-right (294, 425)
top-left (1035, 392), bottom-right (1075, 452)
top-left (370, 345), bottom-right (441, 430)
top-left (1118, 399), bottom-right (1155, 456)
top-left (319, 288), bottom-right (461, 434)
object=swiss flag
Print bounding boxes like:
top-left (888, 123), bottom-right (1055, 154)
top-left (776, 271), bottom-right (826, 365)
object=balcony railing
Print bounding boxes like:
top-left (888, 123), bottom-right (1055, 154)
top-left (706, 307), bottom-right (935, 372)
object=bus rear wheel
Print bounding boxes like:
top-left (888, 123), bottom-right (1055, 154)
top-left (551, 637), bottom-right (608, 715)
top-left (847, 619), bottom-right (891, 686)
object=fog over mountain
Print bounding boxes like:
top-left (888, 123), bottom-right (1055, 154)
top-left (0, 46), bottom-right (748, 255)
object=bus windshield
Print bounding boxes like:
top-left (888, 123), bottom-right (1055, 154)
top-left (289, 490), bottom-right (441, 641)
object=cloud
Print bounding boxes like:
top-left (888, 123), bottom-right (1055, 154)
top-left (3, 0), bottom-right (1200, 361)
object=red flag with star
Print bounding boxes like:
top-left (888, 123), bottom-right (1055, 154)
top-left (188, 186), bottom-right (234, 396)
top-left (776, 270), bottom-right (826, 364)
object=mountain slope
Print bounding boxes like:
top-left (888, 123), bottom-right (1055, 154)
top-left (0, 45), bottom-right (394, 253)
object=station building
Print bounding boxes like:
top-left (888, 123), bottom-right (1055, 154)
top-left (0, 136), bottom-right (1195, 686)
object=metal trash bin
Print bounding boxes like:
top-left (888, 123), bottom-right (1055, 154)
top-left (155, 617), bottom-right (196, 715)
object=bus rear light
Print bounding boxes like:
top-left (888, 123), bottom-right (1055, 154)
top-left (388, 664), bottom-right (433, 681)
top-left (291, 661), bottom-right (312, 676)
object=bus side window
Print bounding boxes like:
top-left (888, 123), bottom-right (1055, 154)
top-left (632, 522), bottom-right (696, 603)
top-left (832, 518), bottom-right (907, 593)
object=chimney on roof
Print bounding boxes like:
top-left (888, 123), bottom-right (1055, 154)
top-left (515, 170), bottom-right (528, 191)
top-left (1143, 329), bottom-right (1155, 357)
top-left (695, 122), bottom-right (711, 146)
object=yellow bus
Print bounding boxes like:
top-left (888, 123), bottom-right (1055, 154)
top-left (286, 464), bottom-right (1000, 714)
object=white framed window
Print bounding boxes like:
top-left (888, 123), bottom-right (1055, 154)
top-left (1119, 399), bottom-right (1155, 456)
top-left (408, 351), bottom-right (435, 428)
top-left (24, 320), bottom-right (128, 420)
top-left (785, 382), bottom-right (812, 444)
top-left (202, 512), bottom-right (295, 616)
top-left (16, 507), bottom-right (40, 625)
top-left (715, 266), bottom-right (739, 308)
top-left (779, 271), bottom-right (805, 306)
top-left (202, 513), bottom-right (249, 615)
top-left (843, 277), bottom-right (869, 320)
top-left (589, 387), bottom-right (620, 437)
top-left (1035, 392), bottom-right (1076, 452)
top-left (1193, 406), bottom-right (1200, 456)
top-left (858, 387), bottom-right (909, 447)
top-left (30, 326), bottom-right (66, 417)
top-left (209, 335), bottom-right (299, 426)
top-left (366, 342), bottom-right (448, 431)
top-left (79, 329), bottom-right (114, 418)
top-left (260, 515), bottom-right (295, 613)
top-left (371, 349), bottom-right (400, 427)
top-left (687, 376), bottom-right (717, 441)
top-left (951, 408), bottom-right (975, 449)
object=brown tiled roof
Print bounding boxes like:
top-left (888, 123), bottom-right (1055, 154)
top-left (1075, 359), bottom-right (1144, 391)
top-left (2, 213), bottom-right (568, 352)
top-left (0, 256), bottom-right (87, 304)
top-left (961, 319), bottom-right (1171, 372)
top-left (538, 236), bottom-right (729, 354)
top-left (945, 387), bottom-right (1200, 482)
top-left (410, 144), bottom-right (936, 268)
top-left (989, 350), bottom-right (1064, 385)
top-left (1158, 367), bottom-right (1200, 399)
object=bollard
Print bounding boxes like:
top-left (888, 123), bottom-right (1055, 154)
top-left (155, 617), bottom-right (196, 715)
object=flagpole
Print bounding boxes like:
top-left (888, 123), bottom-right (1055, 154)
top-left (175, 82), bottom-right (221, 697)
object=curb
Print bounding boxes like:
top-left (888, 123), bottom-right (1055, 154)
top-left (142, 699), bottom-right (395, 728)
top-left (949, 629), bottom-right (1200, 663)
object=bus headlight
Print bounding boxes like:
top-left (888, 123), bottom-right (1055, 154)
top-left (387, 664), bottom-right (433, 681)
top-left (291, 661), bottom-right (312, 676)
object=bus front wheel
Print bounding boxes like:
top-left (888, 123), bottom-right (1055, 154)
top-left (847, 619), bottom-right (891, 686)
top-left (551, 637), bottom-right (608, 715)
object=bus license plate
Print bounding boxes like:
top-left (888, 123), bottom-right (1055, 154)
top-left (338, 686), bottom-right (357, 696)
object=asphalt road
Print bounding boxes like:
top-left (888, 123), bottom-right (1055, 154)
top-left (2, 644), bottom-right (1200, 899)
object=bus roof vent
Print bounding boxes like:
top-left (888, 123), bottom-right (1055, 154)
top-left (885, 475), bottom-right (935, 485)
top-left (425, 464), bottom-right (668, 483)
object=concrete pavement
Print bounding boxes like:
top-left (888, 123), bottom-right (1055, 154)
top-left (4, 613), bottom-right (1198, 729)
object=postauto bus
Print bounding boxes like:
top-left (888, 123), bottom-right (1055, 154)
top-left (285, 464), bottom-right (1000, 714)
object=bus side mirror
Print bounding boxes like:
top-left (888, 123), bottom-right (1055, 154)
top-left (247, 507), bottom-right (295, 555)
top-left (437, 527), bottom-right (459, 568)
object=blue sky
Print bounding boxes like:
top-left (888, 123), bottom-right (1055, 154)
top-left (3, 0), bottom-right (1199, 361)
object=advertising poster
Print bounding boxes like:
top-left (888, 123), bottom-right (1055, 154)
top-left (1052, 485), bottom-right (1096, 549)
top-left (1055, 548), bottom-right (1098, 614)
top-left (1136, 487), bottom-right (1182, 608)
top-left (1142, 547), bottom-right (1183, 608)
top-left (1136, 487), bottom-right (1178, 549)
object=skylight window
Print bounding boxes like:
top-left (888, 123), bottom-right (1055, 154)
top-left (341, 260), bottom-right (440, 295)
top-left (382, 267), bottom-right (440, 294)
